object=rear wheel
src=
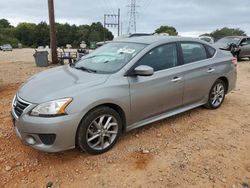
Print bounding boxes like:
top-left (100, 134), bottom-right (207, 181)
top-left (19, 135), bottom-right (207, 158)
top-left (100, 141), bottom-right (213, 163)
top-left (76, 106), bottom-right (122, 154)
top-left (205, 79), bottom-right (226, 109)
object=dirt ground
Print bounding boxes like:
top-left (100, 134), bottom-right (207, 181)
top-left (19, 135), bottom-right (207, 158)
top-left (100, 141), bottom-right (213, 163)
top-left (0, 49), bottom-right (250, 188)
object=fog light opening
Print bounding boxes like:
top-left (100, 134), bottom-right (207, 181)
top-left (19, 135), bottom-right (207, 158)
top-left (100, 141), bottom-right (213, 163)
top-left (25, 136), bottom-right (36, 145)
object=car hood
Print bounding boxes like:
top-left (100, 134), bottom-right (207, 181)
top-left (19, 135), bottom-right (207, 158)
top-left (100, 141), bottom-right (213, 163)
top-left (18, 65), bottom-right (110, 103)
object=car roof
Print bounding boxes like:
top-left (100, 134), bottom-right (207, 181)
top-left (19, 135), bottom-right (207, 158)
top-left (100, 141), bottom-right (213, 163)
top-left (113, 35), bottom-right (203, 45)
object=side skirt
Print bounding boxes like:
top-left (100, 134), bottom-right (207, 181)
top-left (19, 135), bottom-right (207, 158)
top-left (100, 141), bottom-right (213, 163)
top-left (126, 102), bottom-right (206, 132)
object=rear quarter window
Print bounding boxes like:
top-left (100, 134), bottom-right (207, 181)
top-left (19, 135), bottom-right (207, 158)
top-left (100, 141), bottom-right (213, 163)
top-left (205, 45), bottom-right (216, 58)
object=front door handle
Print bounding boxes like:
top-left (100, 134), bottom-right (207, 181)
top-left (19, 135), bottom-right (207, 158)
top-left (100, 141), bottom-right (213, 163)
top-left (207, 68), bottom-right (215, 73)
top-left (171, 77), bottom-right (182, 82)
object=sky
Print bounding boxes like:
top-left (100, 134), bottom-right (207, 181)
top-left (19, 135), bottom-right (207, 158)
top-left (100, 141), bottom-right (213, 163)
top-left (0, 0), bottom-right (249, 37)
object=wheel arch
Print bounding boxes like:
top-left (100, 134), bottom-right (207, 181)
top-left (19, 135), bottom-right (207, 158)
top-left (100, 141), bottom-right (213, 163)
top-left (75, 102), bottom-right (128, 149)
top-left (77, 103), bottom-right (127, 134)
top-left (97, 103), bottom-right (127, 132)
top-left (217, 76), bottom-right (229, 93)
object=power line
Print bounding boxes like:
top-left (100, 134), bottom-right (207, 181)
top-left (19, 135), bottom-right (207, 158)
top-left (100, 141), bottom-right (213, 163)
top-left (100, 1), bottom-right (111, 15)
top-left (103, 0), bottom-right (114, 14)
top-left (106, 0), bottom-right (117, 14)
top-left (136, 0), bottom-right (153, 33)
top-left (144, 0), bottom-right (153, 10)
top-left (139, 0), bottom-right (149, 8)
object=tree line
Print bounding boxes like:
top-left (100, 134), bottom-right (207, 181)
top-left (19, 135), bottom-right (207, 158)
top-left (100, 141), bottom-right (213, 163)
top-left (154, 25), bottom-right (247, 41)
top-left (0, 18), bottom-right (248, 48)
top-left (0, 19), bottom-right (113, 48)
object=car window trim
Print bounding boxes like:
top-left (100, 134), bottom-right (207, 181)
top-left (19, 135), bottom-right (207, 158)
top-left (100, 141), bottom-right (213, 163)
top-left (178, 41), bottom-right (217, 65)
top-left (177, 46), bottom-right (217, 69)
top-left (146, 47), bottom-right (218, 73)
top-left (125, 42), bottom-right (181, 76)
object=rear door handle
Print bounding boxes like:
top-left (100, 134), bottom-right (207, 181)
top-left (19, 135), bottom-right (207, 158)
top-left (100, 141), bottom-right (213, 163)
top-left (171, 77), bottom-right (182, 82)
top-left (207, 68), bottom-right (215, 73)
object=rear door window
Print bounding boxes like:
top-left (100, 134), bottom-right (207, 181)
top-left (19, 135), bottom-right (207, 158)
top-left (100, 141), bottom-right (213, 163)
top-left (181, 42), bottom-right (207, 64)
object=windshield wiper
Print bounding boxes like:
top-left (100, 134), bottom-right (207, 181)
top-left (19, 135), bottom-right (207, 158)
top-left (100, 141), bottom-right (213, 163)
top-left (74, 66), bottom-right (97, 73)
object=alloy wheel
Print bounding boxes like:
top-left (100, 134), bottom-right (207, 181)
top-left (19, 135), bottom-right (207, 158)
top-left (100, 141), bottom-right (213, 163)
top-left (86, 115), bottom-right (119, 151)
top-left (210, 83), bottom-right (225, 107)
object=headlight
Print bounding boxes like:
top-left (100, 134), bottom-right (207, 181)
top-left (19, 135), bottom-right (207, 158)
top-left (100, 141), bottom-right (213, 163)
top-left (30, 98), bottom-right (73, 117)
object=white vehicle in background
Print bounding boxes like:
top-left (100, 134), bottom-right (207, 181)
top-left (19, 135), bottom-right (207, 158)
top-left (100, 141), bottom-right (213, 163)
top-left (1, 44), bottom-right (13, 51)
top-left (199, 36), bottom-right (214, 44)
top-left (37, 46), bottom-right (45, 49)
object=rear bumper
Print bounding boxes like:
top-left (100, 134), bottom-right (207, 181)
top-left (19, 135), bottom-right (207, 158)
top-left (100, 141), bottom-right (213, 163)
top-left (11, 110), bottom-right (82, 153)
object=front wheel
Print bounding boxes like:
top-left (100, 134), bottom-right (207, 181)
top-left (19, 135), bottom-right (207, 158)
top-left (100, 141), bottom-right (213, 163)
top-left (76, 106), bottom-right (122, 155)
top-left (205, 79), bottom-right (226, 109)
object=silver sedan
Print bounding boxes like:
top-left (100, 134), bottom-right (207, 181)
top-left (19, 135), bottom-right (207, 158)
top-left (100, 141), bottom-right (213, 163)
top-left (11, 36), bottom-right (237, 154)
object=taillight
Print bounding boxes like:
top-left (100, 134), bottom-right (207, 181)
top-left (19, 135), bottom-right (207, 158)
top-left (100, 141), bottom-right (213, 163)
top-left (232, 57), bottom-right (237, 67)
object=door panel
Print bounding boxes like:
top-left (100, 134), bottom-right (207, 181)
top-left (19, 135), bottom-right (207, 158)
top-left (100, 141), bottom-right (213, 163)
top-left (128, 43), bottom-right (184, 124)
top-left (182, 60), bottom-right (216, 105)
top-left (180, 42), bottom-right (216, 105)
top-left (128, 70), bottom-right (184, 124)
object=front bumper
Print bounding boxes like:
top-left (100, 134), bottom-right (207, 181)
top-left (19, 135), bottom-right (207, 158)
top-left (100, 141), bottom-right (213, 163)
top-left (11, 99), bottom-right (82, 153)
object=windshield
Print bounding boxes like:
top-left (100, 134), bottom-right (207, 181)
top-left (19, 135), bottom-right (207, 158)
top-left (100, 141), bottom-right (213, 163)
top-left (216, 37), bottom-right (241, 45)
top-left (74, 42), bottom-right (147, 74)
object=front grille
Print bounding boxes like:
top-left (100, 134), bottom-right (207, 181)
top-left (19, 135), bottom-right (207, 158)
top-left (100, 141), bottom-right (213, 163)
top-left (13, 96), bottom-right (30, 117)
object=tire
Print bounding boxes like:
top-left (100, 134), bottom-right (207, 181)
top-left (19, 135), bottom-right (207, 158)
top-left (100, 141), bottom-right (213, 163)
top-left (76, 106), bottom-right (122, 155)
top-left (205, 79), bottom-right (226, 110)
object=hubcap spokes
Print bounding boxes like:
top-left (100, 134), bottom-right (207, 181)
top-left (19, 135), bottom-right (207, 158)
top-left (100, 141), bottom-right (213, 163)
top-left (87, 115), bottom-right (118, 150)
top-left (211, 83), bottom-right (225, 107)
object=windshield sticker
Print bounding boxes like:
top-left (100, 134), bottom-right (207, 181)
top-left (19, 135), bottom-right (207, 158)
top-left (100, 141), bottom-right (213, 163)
top-left (118, 48), bottom-right (136, 54)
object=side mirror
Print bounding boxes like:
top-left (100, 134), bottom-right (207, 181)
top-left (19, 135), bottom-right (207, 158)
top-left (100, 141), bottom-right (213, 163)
top-left (241, 42), bottom-right (247, 46)
top-left (134, 65), bottom-right (154, 76)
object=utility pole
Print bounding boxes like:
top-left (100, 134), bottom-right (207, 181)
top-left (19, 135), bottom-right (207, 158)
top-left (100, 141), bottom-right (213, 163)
top-left (48, 0), bottom-right (58, 64)
top-left (127, 0), bottom-right (138, 34)
top-left (118, 8), bottom-right (120, 36)
top-left (104, 8), bottom-right (121, 41)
